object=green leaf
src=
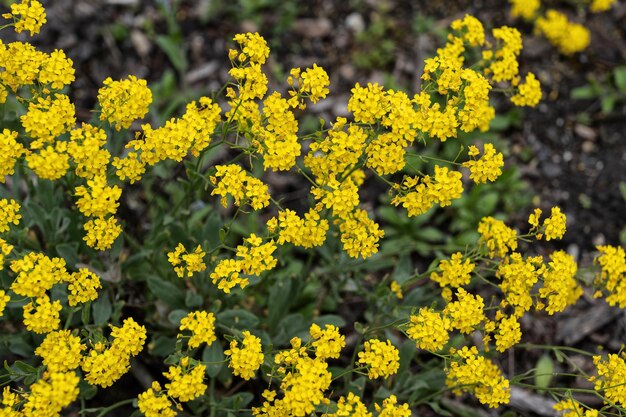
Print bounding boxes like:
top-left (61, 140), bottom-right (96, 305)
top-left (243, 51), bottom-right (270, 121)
top-left (620, 226), bottom-right (626, 246)
top-left (81, 301), bottom-right (92, 325)
top-left (267, 278), bottom-right (292, 329)
top-left (202, 342), bottom-right (225, 378)
top-left (217, 309), bottom-right (260, 330)
top-left (601, 94), bottom-right (617, 114)
top-left (313, 315), bottom-right (346, 328)
top-left (13, 361), bottom-right (37, 374)
top-left (185, 291), bottom-right (204, 308)
top-left (571, 85), bottom-right (597, 100)
top-left (92, 292), bottom-right (112, 326)
top-left (614, 66), bottom-right (626, 92)
top-left (147, 276), bottom-right (185, 308)
top-left (150, 336), bottom-right (177, 357)
top-left (155, 35), bottom-right (188, 72)
top-left (55, 243), bottom-right (80, 267)
top-left (168, 309), bottom-right (188, 326)
top-left (393, 255), bottom-right (413, 284)
top-left (619, 182), bottom-right (626, 202)
top-left (534, 354), bottom-right (554, 390)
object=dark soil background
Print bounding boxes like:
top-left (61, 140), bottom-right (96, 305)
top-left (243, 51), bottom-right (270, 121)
top-left (2, 0), bottom-right (626, 415)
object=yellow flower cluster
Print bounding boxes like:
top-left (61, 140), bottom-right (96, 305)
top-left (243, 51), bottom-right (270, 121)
top-left (392, 166), bottom-right (463, 217)
top-left (22, 295), bottom-right (62, 334)
top-left (68, 124), bottom-right (110, 179)
top-left (594, 245), bottom-right (626, 307)
top-left (357, 339), bottom-right (400, 379)
top-left (35, 330), bottom-right (85, 372)
top-left (2, 0), bottom-right (46, 35)
top-left (209, 234), bottom-right (277, 293)
top-left (167, 243), bottom-right (207, 278)
top-left (590, 354), bottom-right (626, 406)
top-left (138, 382), bottom-right (176, 417)
top-left (225, 330), bottom-right (264, 380)
top-left (374, 395), bottom-right (411, 417)
top-left (210, 164), bottom-right (270, 210)
top-left (509, 0), bottom-right (540, 20)
top-left (0, 199), bottom-right (21, 233)
top-left (494, 315), bottom-right (522, 352)
top-left (97, 75), bottom-right (152, 130)
top-left (83, 216), bottom-right (122, 251)
top-left (464, 143), bottom-right (504, 183)
top-left (256, 92), bottom-right (300, 171)
top-left (288, 64), bottom-right (331, 106)
top-left (0, 130), bottom-right (26, 181)
top-left (446, 346), bottom-right (510, 408)
top-left (81, 318), bottom-right (147, 387)
top-left (539, 251), bottom-right (582, 314)
top-left (21, 371), bottom-right (80, 417)
top-left (590, 0), bottom-right (617, 12)
top-left (127, 96), bottom-right (221, 168)
top-left (0, 290), bottom-right (9, 317)
top-left (443, 288), bottom-right (486, 334)
top-left (406, 307), bottom-right (451, 352)
top-left (67, 269), bottom-right (102, 306)
top-left (267, 208), bottom-right (329, 249)
top-left (430, 252), bottom-right (475, 288)
top-left (478, 216), bottom-right (518, 258)
top-left (554, 399), bottom-right (599, 417)
top-left (163, 358), bottom-right (207, 402)
top-left (179, 310), bottom-right (216, 348)
top-left (21, 94), bottom-right (75, 145)
top-left (511, 73), bottom-right (542, 107)
top-left (535, 10), bottom-right (590, 55)
top-left (310, 323), bottom-right (345, 360)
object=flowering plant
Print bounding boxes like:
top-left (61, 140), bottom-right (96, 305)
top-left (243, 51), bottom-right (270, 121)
top-left (0, 1), bottom-right (625, 417)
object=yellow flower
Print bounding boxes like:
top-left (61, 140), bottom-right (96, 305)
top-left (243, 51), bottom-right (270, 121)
top-left (164, 360), bottom-right (207, 402)
top-left (374, 395), bottom-right (411, 417)
top-left (511, 72), bottom-right (542, 107)
top-left (23, 295), bottom-right (62, 334)
top-left (66, 268), bottom-right (102, 306)
top-left (430, 252), bottom-right (475, 288)
top-left (463, 143), bottom-right (504, 183)
top-left (210, 164), bottom-right (270, 210)
top-left (0, 129), bottom-right (26, 182)
top-left (2, 0), bottom-right (47, 36)
top-left (167, 243), bottom-right (207, 278)
top-left (590, 354), bottom-right (626, 406)
top-left (83, 216), bottom-right (122, 251)
top-left (407, 307), bottom-right (451, 352)
top-left (225, 331), bottom-right (264, 380)
top-left (309, 323), bottom-right (345, 360)
top-left (478, 216), bottom-right (518, 258)
top-left (22, 372), bottom-right (80, 417)
top-left (357, 339), bottom-right (400, 379)
top-left (35, 330), bottom-right (85, 372)
top-left (494, 315), bottom-right (522, 352)
top-left (446, 346), bottom-right (510, 408)
top-left (542, 206), bottom-right (566, 241)
top-left (98, 75), bottom-right (152, 130)
top-left (179, 311), bottom-right (216, 348)
top-left (0, 290), bottom-right (10, 317)
top-left (509, 0), bottom-right (540, 20)
top-left (443, 288), bottom-right (485, 334)
top-left (0, 199), bottom-right (21, 233)
top-left (138, 382), bottom-right (176, 417)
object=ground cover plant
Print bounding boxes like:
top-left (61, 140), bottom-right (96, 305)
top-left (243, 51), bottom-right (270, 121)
top-left (0, 1), bottom-right (626, 416)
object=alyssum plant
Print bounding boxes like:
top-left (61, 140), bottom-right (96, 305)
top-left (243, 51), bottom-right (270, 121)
top-left (1, 1), bottom-right (625, 417)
